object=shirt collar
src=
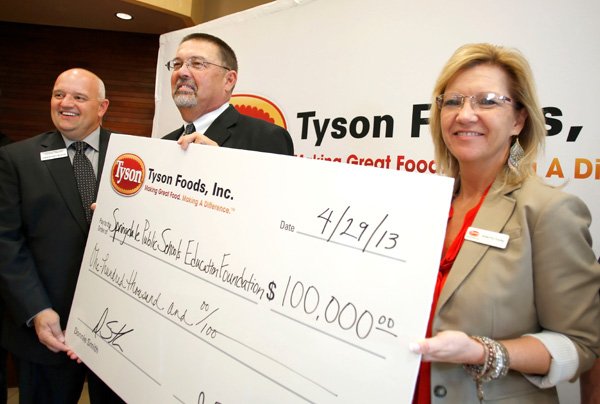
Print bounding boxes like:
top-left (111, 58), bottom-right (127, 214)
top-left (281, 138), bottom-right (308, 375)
top-left (188, 102), bottom-right (230, 134)
top-left (61, 127), bottom-right (101, 152)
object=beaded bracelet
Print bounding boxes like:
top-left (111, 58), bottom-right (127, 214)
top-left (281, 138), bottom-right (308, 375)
top-left (463, 336), bottom-right (510, 402)
top-left (489, 337), bottom-right (510, 379)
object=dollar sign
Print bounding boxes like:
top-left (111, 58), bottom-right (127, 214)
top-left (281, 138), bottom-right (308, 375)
top-left (267, 281), bottom-right (276, 301)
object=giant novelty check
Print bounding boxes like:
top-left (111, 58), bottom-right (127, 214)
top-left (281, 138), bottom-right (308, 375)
top-left (66, 134), bottom-right (453, 403)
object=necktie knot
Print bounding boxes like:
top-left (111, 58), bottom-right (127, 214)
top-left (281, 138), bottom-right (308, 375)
top-left (73, 141), bottom-right (89, 154)
top-left (184, 123), bottom-right (196, 134)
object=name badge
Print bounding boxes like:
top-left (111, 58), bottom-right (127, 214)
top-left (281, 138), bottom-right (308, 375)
top-left (40, 148), bottom-right (68, 161)
top-left (464, 227), bottom-right (509, 249)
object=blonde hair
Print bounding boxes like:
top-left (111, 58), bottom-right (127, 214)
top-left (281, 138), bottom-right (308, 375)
top-left (430, 43), bottom-right (546, 186)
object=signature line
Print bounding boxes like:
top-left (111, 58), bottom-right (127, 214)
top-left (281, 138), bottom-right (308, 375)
top-left (76, 317), bottom-right (161, 386)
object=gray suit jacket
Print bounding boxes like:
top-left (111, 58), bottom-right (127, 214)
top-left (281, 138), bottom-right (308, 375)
top-left (0, 128), bottom-right (110, 365)
top-left (430, 176), bottom-right (600, 403)
top-left (163, 104), bottom-right (294, 156)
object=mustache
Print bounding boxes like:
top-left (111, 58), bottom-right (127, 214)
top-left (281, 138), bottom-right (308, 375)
top-left (175, 79), bottom-right (197, 92)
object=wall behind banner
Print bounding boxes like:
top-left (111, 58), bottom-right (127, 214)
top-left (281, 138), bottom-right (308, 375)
top-left (153, 0), bottom-right (600, 260)
top-left (0, 22), bottom-right (158, 142)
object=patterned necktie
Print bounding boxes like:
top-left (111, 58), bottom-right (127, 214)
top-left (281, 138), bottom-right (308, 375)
top-left (72, 141), bottom-right (96, 224)
top-left (184, 123), bottom-right (196, 134)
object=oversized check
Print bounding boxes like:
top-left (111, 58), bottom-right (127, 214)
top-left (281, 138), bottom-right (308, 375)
top-left (66, 134), bottom-right (453, 403)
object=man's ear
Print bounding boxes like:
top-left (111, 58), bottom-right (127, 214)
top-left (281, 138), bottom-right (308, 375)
top-left (98, 99), bottom-right (110, 119)
top-left (224, 70), bottom-right (237, 93)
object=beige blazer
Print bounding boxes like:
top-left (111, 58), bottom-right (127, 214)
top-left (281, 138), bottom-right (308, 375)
top-left (429, 176), bottom-right (600, 403)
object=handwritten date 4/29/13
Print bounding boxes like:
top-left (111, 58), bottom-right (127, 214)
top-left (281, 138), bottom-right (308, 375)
top-left (279, 206), bottom-right (399, 254)
top-left (317, 206), bottom-right (398, 252)
top-left (92, 307), bottom-right (134, 352)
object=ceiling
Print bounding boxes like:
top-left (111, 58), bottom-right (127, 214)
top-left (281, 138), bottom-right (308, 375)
top-left (0, 0), bottom-right (269, 35)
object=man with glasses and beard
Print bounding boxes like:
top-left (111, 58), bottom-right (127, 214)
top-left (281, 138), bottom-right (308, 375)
top-left (162, 33), bottom-right (294, 156)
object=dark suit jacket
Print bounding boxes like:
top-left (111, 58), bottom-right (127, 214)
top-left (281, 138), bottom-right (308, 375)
top-left (0, 128), bottom-right (110, 365)
top-left (162, 104), bottom-right (294, 155)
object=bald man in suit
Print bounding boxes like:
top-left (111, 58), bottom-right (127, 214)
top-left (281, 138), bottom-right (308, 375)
top-left (0, 68), bottom-right (122, 403)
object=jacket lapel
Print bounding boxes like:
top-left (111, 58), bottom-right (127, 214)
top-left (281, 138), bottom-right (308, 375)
top-left (164, 126), bottom-right (184, 141)
top-left (435, 179), bottom-right (520, 315)
top-left (205, 104), bottom-right (236, 146)
top-left (97, 128), bottom-right (110, 184)
top-left (41, 131), bottom-right (88, 234)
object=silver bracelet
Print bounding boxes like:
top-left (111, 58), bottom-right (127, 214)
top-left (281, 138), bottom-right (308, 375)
top-left (463, 336), bottom-right (510, 402)
top-left (489, 338), bottom-right (510, 379)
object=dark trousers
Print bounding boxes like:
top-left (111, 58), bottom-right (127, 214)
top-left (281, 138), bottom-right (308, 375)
top-left (16, 357), bottom-right (85, 404)
top-left (87, 371), bottom-right (126, 404)
top-left (15, 356), bottom-right (125, 404)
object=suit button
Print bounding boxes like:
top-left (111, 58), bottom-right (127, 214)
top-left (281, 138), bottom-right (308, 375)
top-left (433, 385), bottom-right (447, 398)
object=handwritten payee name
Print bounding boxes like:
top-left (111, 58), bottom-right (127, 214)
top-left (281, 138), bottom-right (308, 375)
top-left (98, 209), bottom-right (268, 301)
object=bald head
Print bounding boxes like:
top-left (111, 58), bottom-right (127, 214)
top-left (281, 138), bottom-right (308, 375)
top-left (51, 68), bottom-right (109, 141)
top-left (55, 68), bottom-right (106, 99)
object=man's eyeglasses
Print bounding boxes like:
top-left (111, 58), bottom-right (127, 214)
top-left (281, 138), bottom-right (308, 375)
top-left (436, 92), bottom-right (513, 111)
top-left (165, 57), bottom-right (231, 72)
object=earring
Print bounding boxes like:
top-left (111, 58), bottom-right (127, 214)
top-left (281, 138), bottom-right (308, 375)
top-left (508, 137), bottom-right (524, 170)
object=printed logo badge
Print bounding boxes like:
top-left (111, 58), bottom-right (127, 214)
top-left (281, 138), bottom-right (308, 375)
top-left (111, 153), bottom-right (145, 196)
top-left (231, 94), bottom-right (287, 129)
top-left (464, 227), bottom-right (509, 249)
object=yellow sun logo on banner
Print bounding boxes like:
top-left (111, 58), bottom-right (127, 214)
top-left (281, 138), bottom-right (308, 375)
top-left (231, 94), bottom-right (287, 129)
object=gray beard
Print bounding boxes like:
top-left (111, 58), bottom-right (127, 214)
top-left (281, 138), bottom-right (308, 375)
top-left (173, 94), bottom-right (197, 108)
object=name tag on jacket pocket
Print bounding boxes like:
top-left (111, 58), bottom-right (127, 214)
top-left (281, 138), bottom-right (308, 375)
top-left (40, 148), bottom-right (68, 161)
top-left (464, 227), bottom-right (509, 249)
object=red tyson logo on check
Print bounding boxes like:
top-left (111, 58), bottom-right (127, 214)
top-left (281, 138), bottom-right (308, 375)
top-left (111, 153), bottom-right (145, 196)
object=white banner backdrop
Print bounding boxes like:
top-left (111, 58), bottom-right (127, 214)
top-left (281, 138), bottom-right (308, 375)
top-left (152, 0), bottom-right (600, 259)
top-left (152, 2), bottom-right (598, 397)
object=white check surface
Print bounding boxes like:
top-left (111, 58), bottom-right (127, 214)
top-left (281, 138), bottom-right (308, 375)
top-left (66, 134), bottom-right (453, 403)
